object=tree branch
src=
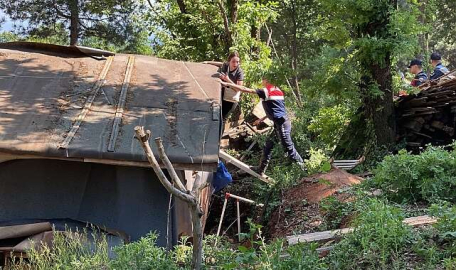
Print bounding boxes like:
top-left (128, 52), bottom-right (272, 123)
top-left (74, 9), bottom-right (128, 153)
top-left (176, 0), bottom-right (188, 14)
top-left (53, 0), bottom-right (71, 19)
top-left (155, 137), bottom-right (187, 192)
top-left (217, 0), bottom-right (232, 47)
top-left (134, 126), bottom-right (196, 205)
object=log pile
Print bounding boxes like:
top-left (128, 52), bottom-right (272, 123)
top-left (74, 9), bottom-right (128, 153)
top-left (396, 71), bottom-right (456, 148)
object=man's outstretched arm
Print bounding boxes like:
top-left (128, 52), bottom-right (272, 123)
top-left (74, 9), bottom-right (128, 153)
top-left (220, 81), bottom-right (256, 94)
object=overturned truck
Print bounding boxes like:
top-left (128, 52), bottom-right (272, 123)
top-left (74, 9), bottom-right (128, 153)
top-left (0, 42), bottom-right (222, 263)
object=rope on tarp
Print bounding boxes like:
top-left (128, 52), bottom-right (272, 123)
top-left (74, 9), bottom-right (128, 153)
top-left (182, 61), bottom-right (210, 99)
top-left (58, 55), bottom-right (114, 149)
top-left (107, 55), bottom-right (135, 152)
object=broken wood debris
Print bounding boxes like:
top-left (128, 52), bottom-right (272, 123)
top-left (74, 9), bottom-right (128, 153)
top-left (397, 72), bottom-right (456, 148)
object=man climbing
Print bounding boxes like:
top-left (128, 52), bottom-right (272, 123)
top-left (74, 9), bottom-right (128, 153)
top-left (220, 77), bottom-right (305, 176)
top-left (409, 59), bottom-right (427, 87)
top-left (430, 52), bottom-right (450, 81)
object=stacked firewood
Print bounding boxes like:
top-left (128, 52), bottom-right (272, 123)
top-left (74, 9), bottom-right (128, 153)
top-left (396, 71), bottom-right (456, 148)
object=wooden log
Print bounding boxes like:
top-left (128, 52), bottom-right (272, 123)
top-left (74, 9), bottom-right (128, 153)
top-left (431, 121), bottom-right (445, 130)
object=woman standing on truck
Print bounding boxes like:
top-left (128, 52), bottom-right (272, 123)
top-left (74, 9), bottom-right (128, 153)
top-left (218, 51), bottom-right (245, 120)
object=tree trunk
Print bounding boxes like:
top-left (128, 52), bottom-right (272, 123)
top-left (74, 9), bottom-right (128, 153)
top-left (362, 55), bottom-right (396, 147)
top-left (69, 0), bottom-right (79, 45)
top-left (290, 1), bottom-right (303, 104)
top-left (360, 0), bottom-right (397, 148)
top-left (190, 204), bottom-right (203, 270)
top-left (228, 0), bottom-right (238, 23)
top-left (135, 127), bottom-right (207, 270)
top-left (217, 0), bottom-right (232, 51)
top-left (176, 0), bottom-right (188, 14)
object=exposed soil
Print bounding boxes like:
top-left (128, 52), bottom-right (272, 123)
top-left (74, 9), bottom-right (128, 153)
top-left (267, 167), bottom-right (363, 239)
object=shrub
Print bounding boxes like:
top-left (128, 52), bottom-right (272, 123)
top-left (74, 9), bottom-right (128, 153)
top-left (320, 196), bottom-right (354, 230)
top-left (372, 145), bottom-right (456, 203)
top-left (308, 105), bottom-right (352, 151)
top-left (327, 198), bottom-right (412, 269)
top-left (110, 233), bottom-right (177, 270)
top-left (12, 229), bottom-right (111, 270)
top-left (304, 148), bottom-right (331, 175)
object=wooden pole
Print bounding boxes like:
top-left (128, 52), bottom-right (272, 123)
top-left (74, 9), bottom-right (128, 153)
top-left (216, 197), bottom-right (228, 237)
top-left (236, 199), bottom-right (241, 242)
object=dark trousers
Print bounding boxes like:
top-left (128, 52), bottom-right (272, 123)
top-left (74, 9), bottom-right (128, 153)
top-left (222, 100), bottom-right (238, 121)
top-left (260, 117), bottom-right (303, 170)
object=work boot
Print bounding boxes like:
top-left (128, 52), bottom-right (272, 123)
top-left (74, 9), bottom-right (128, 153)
top-left (297, 162), bottom-right (307, 172)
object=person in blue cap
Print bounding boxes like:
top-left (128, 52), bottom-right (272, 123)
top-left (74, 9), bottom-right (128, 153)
top-left (430, 52), bottom-right (450, 80)
top-left (409, 59), bottom-right (428, 87)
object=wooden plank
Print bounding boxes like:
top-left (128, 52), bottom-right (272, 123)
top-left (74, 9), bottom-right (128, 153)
top-left (107, 56), bottom-right (135, 152)
top-left (287, 215), bottom-right (437, 245)
top-left (332, 162), bottom-right (359, 165)
top-left (59, 56), bottom-right (114, 149)
top-left (219, 150), bottom-right (273, 184)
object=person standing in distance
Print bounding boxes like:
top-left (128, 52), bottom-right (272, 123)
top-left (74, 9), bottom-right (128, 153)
top-left (430, 52), bottom-right (450, 80)
top-left (409, 59), bottom-right (428, 87)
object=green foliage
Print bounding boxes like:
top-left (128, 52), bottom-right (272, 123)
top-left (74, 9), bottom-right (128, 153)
top-left (0, 31), bottom-right (20, 43)
top-left (320, 196), bottom-right (354, 230)
top-left (0, 0), bottom-right (151, 53)
top-left (430, 204), bottom-right (456, 247)
top-left (309, 105), bottom-right (353, 150)
top-left (372, 145), bottom-right (456, 204)
top-left (148, 0), bottom-right (278, 85)
top-left (304, 148), bottom-right (330, 175)
top-left (9, 223), bottom-right (330, 270)
top-left (12, 229), bottom-right (111, 270)
top-left (328, 198), bottom-right (412, 269)
top-left (110, 233), bottom-right (177, 270)
top-left (205, 220), bottom-right (327, 269)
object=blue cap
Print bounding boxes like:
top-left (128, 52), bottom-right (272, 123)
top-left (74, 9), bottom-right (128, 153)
top-left (430, 52), bottom-right (441, 61)
top-left (408, 59), bottom-right (422, 68)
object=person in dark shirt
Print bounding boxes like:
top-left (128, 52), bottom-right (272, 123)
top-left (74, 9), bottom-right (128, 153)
top-left (430, 52), bottom-right (450, 80)
top-left (408, 59), bottom-right (427, 87)
top-left (218, 51), bottom-right (245, 120)
top-left (220, 77), bottom-right (305, 175)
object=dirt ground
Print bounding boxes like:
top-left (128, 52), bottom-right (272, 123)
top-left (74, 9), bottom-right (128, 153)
top-left (267, 167), bottom-right (363, 239)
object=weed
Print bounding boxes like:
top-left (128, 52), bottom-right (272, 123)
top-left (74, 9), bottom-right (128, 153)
top-left (371, 145), bottom-right (456, 204)
top-left (327, 198), bottom-right (412, 269)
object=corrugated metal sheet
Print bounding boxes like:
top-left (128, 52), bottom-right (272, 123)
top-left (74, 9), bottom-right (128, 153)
top-left (0, 43), bottom-right (221, 171)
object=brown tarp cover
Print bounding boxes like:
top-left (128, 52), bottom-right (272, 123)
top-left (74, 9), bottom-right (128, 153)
top-left (0, 42), bottom-right (221, 170)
